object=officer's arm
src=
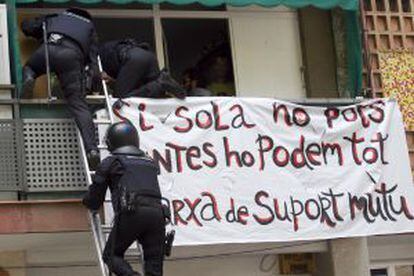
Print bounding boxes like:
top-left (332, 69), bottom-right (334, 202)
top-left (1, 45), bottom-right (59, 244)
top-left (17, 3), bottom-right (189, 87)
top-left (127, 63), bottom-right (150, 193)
top-left (82, 158), bottom-right (111, 211)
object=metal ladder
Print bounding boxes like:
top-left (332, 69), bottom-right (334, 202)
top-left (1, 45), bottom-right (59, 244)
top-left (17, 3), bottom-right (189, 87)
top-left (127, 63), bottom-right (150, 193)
top-left (77, 56), bottom-right (144, 276)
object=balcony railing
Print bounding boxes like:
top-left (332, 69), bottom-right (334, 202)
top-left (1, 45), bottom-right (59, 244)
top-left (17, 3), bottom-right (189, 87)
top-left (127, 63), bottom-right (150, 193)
top-left (0, 118), bottom-right (88, 194)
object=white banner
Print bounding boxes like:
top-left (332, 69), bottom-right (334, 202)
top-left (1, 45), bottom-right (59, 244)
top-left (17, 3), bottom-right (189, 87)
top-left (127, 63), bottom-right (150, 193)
top-left (113, 97), bottom-right (414, 246)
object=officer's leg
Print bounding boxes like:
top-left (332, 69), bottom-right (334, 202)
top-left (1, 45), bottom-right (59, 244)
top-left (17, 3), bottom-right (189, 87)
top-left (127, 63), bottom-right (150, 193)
top-left (126, 70), bottom-right (186, 99)
top-left (63, 83), bottom-right (97, 152)
top-left (103, 214), bottom-right (140, 276)
top-left (138, 207), bottom-right (165, 276)
top-left (53, 46), bottom-right (98, 160)
top-left (21, 45), bottom-right (47, 98)
top-left (125, 79), bottom-right (164, 99)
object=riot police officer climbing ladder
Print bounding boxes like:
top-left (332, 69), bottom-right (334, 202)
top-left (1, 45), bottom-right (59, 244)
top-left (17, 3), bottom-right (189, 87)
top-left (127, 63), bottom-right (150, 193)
top-left (83, 122), bottom-right (174, 276)
top-left (21, 8), bottom-right (100, 169)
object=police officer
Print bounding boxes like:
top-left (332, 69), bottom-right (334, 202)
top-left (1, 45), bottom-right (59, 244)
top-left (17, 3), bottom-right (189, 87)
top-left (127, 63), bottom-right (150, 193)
top-left (99, 39), bottom-right (186, 99)
top-left (21, 8), bottom-right (100, 168)
top-left (83, 122), bottom-right (166, 276)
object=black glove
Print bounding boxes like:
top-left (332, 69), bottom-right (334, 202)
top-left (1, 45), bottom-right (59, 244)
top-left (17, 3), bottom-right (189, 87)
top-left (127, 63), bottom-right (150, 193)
top-left (112, 98), bottom-right (126, 110)
top-left (164, 230), bottom-right (175, 257)
top-left (162, 204), bottom-right (172, 224)
top-left (90, 209), bottom-right (99, 216)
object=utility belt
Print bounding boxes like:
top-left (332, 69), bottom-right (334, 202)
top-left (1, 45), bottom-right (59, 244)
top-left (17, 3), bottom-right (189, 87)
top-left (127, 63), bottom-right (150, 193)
top-left (134, 195), bottom-right (162, 209)
top-left (120, 194), bottom-right (172, 224)
top-left (47, 33), bottom-right (83, 54)
top-left (120, 194), bottom-right (162, 212)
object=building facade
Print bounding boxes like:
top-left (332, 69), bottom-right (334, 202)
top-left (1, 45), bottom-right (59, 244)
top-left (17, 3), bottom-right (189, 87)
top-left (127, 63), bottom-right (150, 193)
top-left (0, 0), bottom-right (413, 275)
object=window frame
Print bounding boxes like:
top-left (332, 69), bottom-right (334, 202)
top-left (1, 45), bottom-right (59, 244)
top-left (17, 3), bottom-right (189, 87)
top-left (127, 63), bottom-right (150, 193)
top-left (17, 5), bottom-right (300, 98)
top-left (371, 261), bottom-right (414, 276)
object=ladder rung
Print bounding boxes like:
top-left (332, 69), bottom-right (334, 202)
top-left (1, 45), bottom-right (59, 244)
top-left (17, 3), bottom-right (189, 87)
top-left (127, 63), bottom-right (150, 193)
top-left (98, 144), bottom-right (108, 150)
top-left (86, 95), bottom-right (106, 100)
top-left (102, 224), bottom-right (115, 234)
top-left (93, 119), bottom-right (112, 124)
top-left (102, 224), bottom-right (111, 231)
top-left (125, 250), bottom-right (143, 259)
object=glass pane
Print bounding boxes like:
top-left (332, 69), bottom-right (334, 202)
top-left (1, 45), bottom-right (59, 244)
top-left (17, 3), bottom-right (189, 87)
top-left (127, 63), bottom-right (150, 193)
top-left (395, 265), bottom-right (414, 276)
top-left (94, 18), bottom-right (155, 51)
top-left (371, 268), bottom-right (388, 276)
top-left (162, 19), bottom-right (235, 97)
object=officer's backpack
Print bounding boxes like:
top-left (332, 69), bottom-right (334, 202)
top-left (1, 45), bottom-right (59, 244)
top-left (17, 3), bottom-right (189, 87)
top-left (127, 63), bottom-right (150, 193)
top-left (115, 155), bottom-right (161, 212)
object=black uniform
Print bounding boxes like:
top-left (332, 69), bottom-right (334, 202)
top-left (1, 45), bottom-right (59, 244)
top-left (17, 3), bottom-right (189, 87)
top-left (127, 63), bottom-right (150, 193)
top-left (21, 9), bottom-right (99, 153)
top-left (99, 39), bottom-right (186, 99)
top-left (83, 147), bottom-right (165, 276)
top-left (99, 39), bottom-right (162, 98)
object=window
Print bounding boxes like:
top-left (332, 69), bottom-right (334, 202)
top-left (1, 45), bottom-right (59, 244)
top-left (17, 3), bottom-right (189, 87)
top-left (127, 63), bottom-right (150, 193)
top-left (17, 4), bottom-right (341, 100)
top-left (162, 18), bottom-right (235, 96)
top-left (298, 7), bottom-right (338, 98)
top-left (395, 265), bottom-right (414, 276)
top-left (371, 269), bottom-right (389, 276)
top-left (371, 264), bottom-right (414, 276)
top-left (94, 18), bottom-right (155, 51)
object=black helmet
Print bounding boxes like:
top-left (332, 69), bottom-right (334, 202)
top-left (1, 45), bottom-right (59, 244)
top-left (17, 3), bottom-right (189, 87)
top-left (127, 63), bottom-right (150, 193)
top-left (105, 122), bottom-right (140, 152)
top-left (66, 8), bottom-right (92, 20)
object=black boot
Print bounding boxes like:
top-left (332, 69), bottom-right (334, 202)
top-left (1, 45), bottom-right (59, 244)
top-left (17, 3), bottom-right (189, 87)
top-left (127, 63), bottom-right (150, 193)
top-left (158, 70), bottom-right (186, 99)
top-left (87, 149), bottom-right (100, 170)
top-left (21, 66), bottom-right (36, 99)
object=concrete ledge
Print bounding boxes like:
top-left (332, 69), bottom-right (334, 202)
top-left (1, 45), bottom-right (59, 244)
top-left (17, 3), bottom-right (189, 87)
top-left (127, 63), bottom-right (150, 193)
top-left (0, 199), bottom-right (89, 234)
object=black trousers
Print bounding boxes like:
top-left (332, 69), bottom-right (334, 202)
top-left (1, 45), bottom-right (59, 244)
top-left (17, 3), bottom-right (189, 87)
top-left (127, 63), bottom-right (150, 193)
top-left (115, 47), bottom-right (163, 99)
top-left (103, 207), bottom-right (165, 276)
top-left (25, 39), bottom-right (98, 152)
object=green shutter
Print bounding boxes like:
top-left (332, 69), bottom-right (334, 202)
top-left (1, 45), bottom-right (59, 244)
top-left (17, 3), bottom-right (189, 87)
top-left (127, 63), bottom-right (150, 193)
top-left (6, 0), bottom-right (22, 90)
top-left (15, 0), bottom-right (358, 10)
top-left (345, 10), bottom-right (363, 97)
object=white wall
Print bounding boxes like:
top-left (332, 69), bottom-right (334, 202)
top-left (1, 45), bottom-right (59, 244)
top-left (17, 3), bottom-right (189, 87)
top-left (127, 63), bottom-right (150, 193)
top-left (0, 4), bottom-right (12, 119)
top-left (26, 246), bottom-right (280, 276)
top-left (15, 232), bottom-right (327, 276)
top-left (0, 4), bottom-right (10, 85)
top-left (165, 254), bottom-right (278, 276)
top-left (26, 267), bottom-right (97, 276)
top-left (25, 256), bottom-right (277, 276)
top-left (368, 234), bottom-right (414, 263)
top-left (229, 6), bottom-right (305, 99)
